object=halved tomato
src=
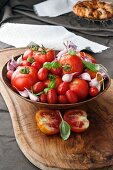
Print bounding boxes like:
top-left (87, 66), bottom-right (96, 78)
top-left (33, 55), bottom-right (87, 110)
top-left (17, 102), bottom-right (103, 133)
top-left (36, 109), bottom-right (62, 135)
top-left (64, 110), bottom-right (89, 133)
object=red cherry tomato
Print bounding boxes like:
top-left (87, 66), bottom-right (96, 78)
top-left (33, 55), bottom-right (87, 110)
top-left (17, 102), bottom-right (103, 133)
top-left (47, 89), bottom-right (58, 104)
top-left (36, 109), bottom-right (62, 135)
top-left (64, 110), bottom-right (89, 133)
top-left (57, 82), bottom-right (69, 95)
top-left (66, 90), bottom-right (78, 103)
top-left (39, 93), bottom-right (47, 103)
top-left (34, 48), bottom-right (55, 64)
top-left (70, 78), bottom-right (89, 101)
top-left (58, 95), bottom-right (68, 104)
top-left (50, 67), bottom-right (62, 75)
top-left (33, 82), bottom-right (45, 94)
top-left (37, 68), bottom-right (48, 81)
top-left (59, 54), bottom-right (83, 75)
top-left (23, 49), bottom-right (33, 60)
top-left (7, 70), bottom-right (14, 80)
top-left (31, 62), bottom-right (42, 71)
top-left (11, 66), bottom-right (38, 91)
top-left (89, 87), bottom-right (99, 97)
top-left (20, 60), bottom-right (31, 66)
top-left (77, 52), bottom-right (96, 63)
top-left (55, 76), bottom-right (62, 88)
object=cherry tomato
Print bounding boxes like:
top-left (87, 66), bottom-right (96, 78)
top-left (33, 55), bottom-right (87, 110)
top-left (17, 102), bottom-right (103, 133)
top-left (34, 48), bottom-right (55, 64)
top-left (66, 90), bottom-right (78, 103)
top-left (31, 62), bottom-right (42, 71)
top-left (55, 76), bottom-right (62, 88)
top-left (36, 109), bottom-right (62, 135)
top-left (64, 110), bottom-right (89, 133)
top-left (58, 95), bottom-right (68, 104)
top-left (44, 76), bottom-right (62, 88)
top-left (89, 87), bottom-right (99, 97)
top-left (33, 82), bottom-right (45, 94)
top-left (77, 52), bottom-right (96, 63)
top-left (11, 66), bottom-right (38, 91)
top-left (59, 54), bottom-right (83, 75)
top-left (39, 93), bottom-right (47, 103)
top-left (37, 68), bottom-right (48, 81)
top-left (7, 70), bottom-right (13, 80)
top-left (70, 78), bottom-right (89, 101)
top-left (47, 89), bottom-right (58, 104)
top-left (50, 67), bottom-right (62, 75)
top-left (86, 69), bottom-right (97, 79)
top-left (57, 82), bottom-right (69, 95)
top-left (23, 49), bottom-right (33, 60)
top-left (20, 60), bottom-right (31, 66)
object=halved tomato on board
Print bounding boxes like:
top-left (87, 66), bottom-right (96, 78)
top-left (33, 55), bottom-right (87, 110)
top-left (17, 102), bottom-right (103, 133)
top-left (64, 110), bottom-right (89, 133)
top-left (36, 109), bottom-right (62, 135)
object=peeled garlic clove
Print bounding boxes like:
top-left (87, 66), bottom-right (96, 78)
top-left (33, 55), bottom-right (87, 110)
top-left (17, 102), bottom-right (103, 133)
top-left (16, 55), bottom-right (23, 65)
top-left (89, 78), bottom-right (99, 87)
top-left (25, 88), bottom-right (39, 102)
top-left (80, 73), bottom-right (91, 81)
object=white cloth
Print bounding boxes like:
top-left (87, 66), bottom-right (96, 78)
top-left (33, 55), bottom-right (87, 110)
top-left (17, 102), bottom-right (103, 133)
top-left (0, 23), bottom-right (108, 53)
top-left (34, 0), bottom-right (78, 17)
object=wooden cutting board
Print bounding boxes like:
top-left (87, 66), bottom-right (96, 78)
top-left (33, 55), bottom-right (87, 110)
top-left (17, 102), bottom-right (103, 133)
top-left (0, 48), bottom-right (113, 170)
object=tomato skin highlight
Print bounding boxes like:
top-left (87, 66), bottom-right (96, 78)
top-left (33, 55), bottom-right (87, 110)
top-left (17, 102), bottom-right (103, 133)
top-left (23, 49), bottom-right (33, 60)
top-left (11, 66), bottom-right (38, 91)
top-left (47, 89), bottom-right (58, 104)
top-left (36, 109), bottom-right (62, 135)
top-left (39, 93), bottom-right (47, 103)
top-left (64, 110), bottom-right (89, 133)
top-left (31, 62), bottom-right (42, 71)
top-left (66, 90), bottom-right (78, 103)
top-left (20, 60), bottom-right (31, 66)
top-left (34, 49), bottom-right (55, 64)
top-left (89, 87), bottom-right (99, 97)
top-left (57, 82), bottom-right (69, 95)
top-left (37, 68), bottom-right (48, 81)
top-left (59, 54), bottom-right (83, 75)
top-left (33, 82), bottom-right (45, 94)
top-left (58, 95), bottom-right (68, 104)
top-left (70, 78), bottom-right (89, 101)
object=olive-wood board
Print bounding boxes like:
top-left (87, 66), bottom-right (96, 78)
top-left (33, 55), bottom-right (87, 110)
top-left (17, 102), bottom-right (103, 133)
top-left (0, 48), bottom-right (113, 170)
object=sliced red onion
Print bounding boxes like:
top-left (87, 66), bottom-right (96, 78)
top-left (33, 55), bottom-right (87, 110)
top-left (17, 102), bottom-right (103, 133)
top-left (62, 72), bottom-right (78, 82)
top-left (80, 73), bottom-right (91, 81)
top-left (7, 57), bottom-right (18, 71)
top-left (16, 55), bottom-right (23, 65)
top-left (57, 50), bottom-right (67, 60)
top-left (7, 61), bottom-right (15, 71)
top-left (25, 88), bottom-right (39, 102)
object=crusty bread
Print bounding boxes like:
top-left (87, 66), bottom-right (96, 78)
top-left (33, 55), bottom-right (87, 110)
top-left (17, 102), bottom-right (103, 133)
top-left (73, 0), bottom-right (113, 20)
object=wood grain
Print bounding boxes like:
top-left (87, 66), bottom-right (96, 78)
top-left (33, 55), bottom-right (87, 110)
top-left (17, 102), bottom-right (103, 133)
top-left (0, 48), bottom-right (113, 170)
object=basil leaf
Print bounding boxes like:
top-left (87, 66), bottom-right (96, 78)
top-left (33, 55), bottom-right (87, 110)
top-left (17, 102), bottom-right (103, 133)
top-left (44, 88), bottom-right (50, 93)
top-left (82, 60), bottom-right (100, 72)
top-left (51, 61), bottom-right (61, 68)
top-left (43, 62), bottom-right (52, 70)
top-left (48, 74), bottom-right (56, 80)
top-left (60, 120), bottom-right (71, 140)
top-left (48, 80), bottom-right (56, 89)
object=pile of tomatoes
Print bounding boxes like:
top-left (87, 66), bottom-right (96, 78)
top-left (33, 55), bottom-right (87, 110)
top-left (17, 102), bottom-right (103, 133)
top-left (7, 45), bottom-right (100, 104)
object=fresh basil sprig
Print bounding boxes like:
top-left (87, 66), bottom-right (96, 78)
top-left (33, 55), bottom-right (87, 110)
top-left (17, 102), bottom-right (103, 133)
top-left (58, 111), bottom-right (71, 140)
top-left (60, 120), bottom-right (71, 140)
top-left (43, 61), bottom-right (61, 70)
top-left (82, 60), bottom-right (100, 72)
top-left (44, 80), bottom-right (56, 93)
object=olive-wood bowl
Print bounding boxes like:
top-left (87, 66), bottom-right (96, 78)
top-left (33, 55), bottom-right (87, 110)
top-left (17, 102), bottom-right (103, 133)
top-left (2, 55), bottom-right (111, 110)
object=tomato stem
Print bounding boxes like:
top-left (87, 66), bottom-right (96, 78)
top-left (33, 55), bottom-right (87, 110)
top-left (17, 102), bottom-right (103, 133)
top-left (20, 67), bottom-right (30, 74)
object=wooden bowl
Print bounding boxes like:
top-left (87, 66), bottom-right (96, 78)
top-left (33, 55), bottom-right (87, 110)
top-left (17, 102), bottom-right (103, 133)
top-left (2, 55), bottom-right (111, 110)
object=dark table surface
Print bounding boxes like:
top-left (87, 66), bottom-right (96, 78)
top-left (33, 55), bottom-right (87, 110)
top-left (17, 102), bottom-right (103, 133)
top-left (0, 0), bottom-right (113, 170)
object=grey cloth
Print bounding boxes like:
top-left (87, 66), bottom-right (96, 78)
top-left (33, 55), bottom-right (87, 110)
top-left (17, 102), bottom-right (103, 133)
top-left (0, 1), bottom-right (113, 170)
